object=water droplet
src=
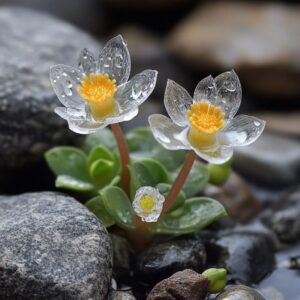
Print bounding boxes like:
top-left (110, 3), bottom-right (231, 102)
top-left (254, 121), bottom-right (260, 127)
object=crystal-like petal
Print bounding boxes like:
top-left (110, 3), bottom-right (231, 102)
top-left (193, 75), bottom-right (218, 104)
top-left (54, 107), bottom-right (86, 120)
top-left (192, 144), bottom-right (233, 164)
top-left (115, 69), bottom-right (157, 113)
top-left (78, 48), bottom-right (97, 75)
top-left (50, 64), bottom-right (85, 108)
top-left (98, 35), bottom-right (131, 85)
top-left (164, 79), bottom-right (193, 126)
top-left (214, 70), bottom-right (242, 121)
top-left (105, 107), bottom-right (139, 125)
top-left (67, 118), bottom-right (105, 135)
top-left (148, 114), bottom-right (190, 151)
top-left (220, 115), bottom-right (266, 147)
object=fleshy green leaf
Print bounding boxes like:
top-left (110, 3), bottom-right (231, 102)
top-left (82, 128), bottom-right (117, 153)
top-left (101, 186), bottom-right (136, 229)
top-left (55, 175), bottom-right (95, 191)
top-left (179, 161), bottom-right (209, 198)
top-left (129, 159), bottom-right (169, 198)
top-left (156, 183), bottom-right (185, 212)
top-left (90, 159), bottom-right (115, 187)
top-left (45, 147), bottom-right (90, 182)
top-left (88, 145), bottom-right (114, 166)
top-left (155, 197), bottom-right (227, 234)
top-left (126, 127), bottom-right (186, 172)
top-left (85, 195), bottom-right (115, 227)
top-left (207, 158), bottom-right (233, 186)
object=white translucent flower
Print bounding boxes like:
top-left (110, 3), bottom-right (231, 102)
top-left (50, 35), bottom-right (158, 134)
top-left (149, 70), bottom-right (265, 164)
top-left (133, 186), bottom-right (165, 222)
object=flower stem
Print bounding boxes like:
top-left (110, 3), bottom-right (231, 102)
top-left (161, 150), bottom-right (196, 215)
top-left (111, 123), bottom-right (130, 196)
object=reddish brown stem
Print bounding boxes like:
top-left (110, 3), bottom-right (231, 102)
top-left (161, 150), bottom-right (196, 215)
top-left (111, 123), bottom-right (130, 196)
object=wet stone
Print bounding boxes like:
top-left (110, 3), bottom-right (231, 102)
top-left (0, 6), bottom-right (99, 171)
top-left (209, 232), bottom-right (275, 284)
top-left (147, 269), bottom-right (209, 300)
top-left (215, 285), bottom-right (266, 300)
top-left (0, 192), bottom-right (112, 299)
top-left (109, 290), bottom-right (136, 300)
top-left (135, 238), bottom-right (206, 283)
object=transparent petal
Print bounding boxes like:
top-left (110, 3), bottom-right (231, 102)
top-left (192, 144), bottom-right (233, 164)
top-left (50, 64), bottom-right (85, 108)
top-left (105, 107), bottom-right (139, 125)
top-left (148, 114), bottom-right (190, 151)
top-left (164, 79), bottom-right (193, 126)
top-left (115, 69), bottom-right (157, 112)
top-left (78, 48), bottom-right (96, 75)
top-left (133, 186), bottom-right (165, 222)
top-left (67, 118), bottom-right (105, 135)
top-left (214, 70), bottom-right (242, 121)
top-left (98, 35), bottom-right (131, 85)
top-left (220, 115), bottom-right (266, 147)
top-left (193, 75), bottom-right (217, 104)
top-left (54, 107), bottom-right (86, 120)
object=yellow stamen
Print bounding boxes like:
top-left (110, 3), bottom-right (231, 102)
top-left (77, 73), bottom-right (117, 120)
top-left (187, 102), bottom-right (225, 149)
top-left (140, 195), bottom-right (156, 212)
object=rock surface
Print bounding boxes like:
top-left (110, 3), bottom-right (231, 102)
top-left (210, 233), bottom-right (275, 284)
top-left (216, 285), bottom-right (265, 300)
top-left (109, 291), bottom-right (136, 300)
top-left (234, 132), bottom-right (300, 187)
top-left (0, 192), bottom-right (112, 299)
top-left (135, 238), bottom-right (206, 283)
top-left (168, 2), bottom-right (300, 99)
top-left (0, 6), bottom-right (99, 170)
top-left (147, 269), bottom-right (209, 300)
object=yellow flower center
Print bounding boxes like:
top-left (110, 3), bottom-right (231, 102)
top-left (140, 195), bottom-right (156, 212)
top-left (77, 73), bottom-right (117, 120)
top-left (187, 102), bottom-right (225, 149)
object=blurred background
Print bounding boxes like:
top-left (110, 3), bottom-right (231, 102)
top-left (0, 0), bottom-right (299, 195)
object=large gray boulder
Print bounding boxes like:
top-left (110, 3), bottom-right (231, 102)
top-left (0, 6), bottom-right (99, 170)
top-left (0, 192), bottom-right (112, 299)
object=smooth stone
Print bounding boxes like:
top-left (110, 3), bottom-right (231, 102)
top-left (0, 6), bottom-right (99, 171)
top-left (216, 285), bottom-right (265, 300)
top-left (109, 291), bottom-right (136, 300)
top-left (204, 172), bottom-right (261, 222)
top-left (135, 238), bottom-right (206, 283)
top-left (167, 2), bottom-right (300, 99)
top-left (0, 192), bottom-right (112, 299)
top-left (209, 233), bottom-right (275, 284)
top-left (147, 269), bottom-right (209, 300)
top-left (234, 132), bottom-right (300, 187)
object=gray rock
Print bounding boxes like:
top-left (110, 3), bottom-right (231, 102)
top-left (135, 238), bottom-right (206, 283)
top-left (233, 132), bottom-right (300, 187)
top-left (109, 291), bottom-right (136, 300)
top-left (216, 285), bottom-right (265, 300)
top-left (0, 6), bottom-right (99, 170)
top-left (0, 192), bottom-right (112, 299)
top-left (211, 233), bottom-right (275, 284)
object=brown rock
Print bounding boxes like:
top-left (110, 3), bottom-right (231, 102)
top-left (147, 269), bottom-right (209, 300)
top-left (204, 173), bottom-right (261, 222)
top-left (168, 2), bottom-right (300, 98)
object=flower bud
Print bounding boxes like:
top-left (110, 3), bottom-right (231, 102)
top-left (202, 268), bottom-right (227, 293)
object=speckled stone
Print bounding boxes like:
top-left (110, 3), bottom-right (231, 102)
top-left (0, 6), bottom-right (99, 169)
top-left (0, 192), bottom-right (112, 300)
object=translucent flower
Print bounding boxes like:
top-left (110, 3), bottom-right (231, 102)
top-left (133, 186), bottom-right (165, 222)
top-left (50, 35), bottom-right (158, 134)
top-left (149, 70), bottom-right (265, 164)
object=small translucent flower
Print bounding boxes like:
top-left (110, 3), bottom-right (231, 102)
top-left (133, 186), bottom-right (165, 222)
top-left (149, 70), bottom-right (265, 164)
top-left (50, 35), bottom-right (158, 134)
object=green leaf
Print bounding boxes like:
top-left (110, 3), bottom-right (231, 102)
top-left (82, 128), bottom-right (117, 153)
top-left (178, 161), bottom-right (209, 198)
top-left (101, 186), bottom-right (136, 229)
top-left (55, 175), bottom-right (95, 191)
top-left (126, 127), bottom-right (186, 172)
top-left (129, 159), bottom-right (169, 198)
top-left (88, 145), bottom-right (114, 166)
top-left (85, 195), bottom-right (115, 227)
top-left (156, 183), bottom-right (185, 212)
top-left (155, 197), bottom-right (227, 234)
top-left (207, 158), bottom-right (233, 186)
top-left (90, 159), bottom-right (115, 187)
top-left (45, 147), bottom-right (90, 182)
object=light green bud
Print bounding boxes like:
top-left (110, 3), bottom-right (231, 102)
top-left (202, 268), bottom-right (227, 293)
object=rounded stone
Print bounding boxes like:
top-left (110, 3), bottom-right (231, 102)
top-left (216, 285), bottom-right (266, 300)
